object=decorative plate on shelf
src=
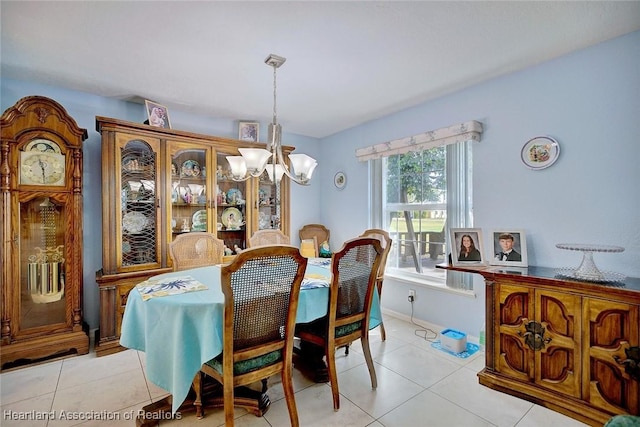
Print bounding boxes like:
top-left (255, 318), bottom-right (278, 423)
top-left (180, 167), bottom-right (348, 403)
top-left (181, 159), bottom-right (201, 177)
top-left (521, 136), bottom-right (560, 170)
top-left (122, 211), bottom-right (149, 234)
top-left (226, 188), bottom-right (243, 204)
top-left (191, 210), bottom-right (207, 232)
top-left (122, 155), bottom-right (141, 171)
top-left (221, 207), bottom-right (243, 230)
top-left (121, 188), bottom-right (128, 211)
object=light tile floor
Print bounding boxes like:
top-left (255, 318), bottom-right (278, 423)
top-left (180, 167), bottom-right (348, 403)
top-left (1, 315), bottom-right (588, 427)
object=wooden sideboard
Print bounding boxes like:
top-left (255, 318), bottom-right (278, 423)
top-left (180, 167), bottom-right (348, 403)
top-left (438, 264), bottom-right (639, 426)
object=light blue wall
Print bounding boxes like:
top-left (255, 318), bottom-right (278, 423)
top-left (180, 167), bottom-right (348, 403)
top-left (2, 31), bottom-right (638, 335)
top-left (317, 30), bottom-right (640, 333)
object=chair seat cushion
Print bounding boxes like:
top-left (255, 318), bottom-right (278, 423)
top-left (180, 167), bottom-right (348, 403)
top-left (296, 316), bottom-right (362, 340)
top-left (604, 415), bottom-right (640, 427)
top-left (205, 349), bottom-right (282, 375)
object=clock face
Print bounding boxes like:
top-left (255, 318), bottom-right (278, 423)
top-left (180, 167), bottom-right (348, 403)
top-left (20, 151), bottom-right (66, 186)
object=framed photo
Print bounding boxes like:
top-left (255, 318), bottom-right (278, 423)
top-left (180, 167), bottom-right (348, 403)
top-left (238, 121), bottom-right (259, 142)
top-left (450, 228), bottom-right (486, 266)
top-left (145, 100), bottom-right (171, 129)
top-left (489, 229), bottom-right (528, 267)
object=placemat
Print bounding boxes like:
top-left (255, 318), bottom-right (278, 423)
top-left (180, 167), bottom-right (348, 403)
top-left (136, 275), bottom-right (207, 301)
top-left (431, 340), bottom-right (480, 359)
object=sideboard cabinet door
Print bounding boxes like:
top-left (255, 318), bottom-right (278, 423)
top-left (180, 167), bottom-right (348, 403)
top-left (583, 297), bottom-right (639, 416)
top-left (495, 282), bottom-right (581, 397)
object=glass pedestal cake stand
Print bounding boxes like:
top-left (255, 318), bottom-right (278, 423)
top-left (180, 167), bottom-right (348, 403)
top-left (556, 243), bottom-right (626, 283)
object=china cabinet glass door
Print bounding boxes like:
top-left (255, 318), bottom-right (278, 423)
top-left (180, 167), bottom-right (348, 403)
top-left (18, 195), bottom-right (67, 330)
top-left (169, 144), bottom-right (211, 240)
top-left (215, 152), bottom-right (248, 253)
top-left (117, 134), bottom-right (161, 270)
top-left (257, 170), bottom-right (282, 231)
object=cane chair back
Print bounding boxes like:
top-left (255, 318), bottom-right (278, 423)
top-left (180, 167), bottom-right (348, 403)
top-left (359, 228), bottom-right (392, 341)
top-left (195, 245), bottom-right (307, 426)
top-left (168, 232), bottom-right (225, 271)
top-left (299, 223), bottom-right (330, 254)
top-left (295, 237), bottom-right (383, 411)
top-left (249, 229), bottom-right (290, 247)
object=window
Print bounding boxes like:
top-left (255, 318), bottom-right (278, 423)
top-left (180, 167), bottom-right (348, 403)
top-left (360, 121), bottom-right (481, 291)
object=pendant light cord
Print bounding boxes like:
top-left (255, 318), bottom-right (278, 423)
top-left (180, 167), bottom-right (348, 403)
top-left (272, 64), bottom-right (278, 125)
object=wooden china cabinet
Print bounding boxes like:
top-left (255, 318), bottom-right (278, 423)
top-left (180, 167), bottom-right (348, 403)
top-left (439, 264), bottom-right (640, 426)
top-left (95, 117), bottom-right (291, 355)
top-left (1, 96), bottom-right (89, 369)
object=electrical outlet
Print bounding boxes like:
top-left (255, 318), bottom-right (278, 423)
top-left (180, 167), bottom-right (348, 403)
top-left (408, 289), bottom-right (416, 302)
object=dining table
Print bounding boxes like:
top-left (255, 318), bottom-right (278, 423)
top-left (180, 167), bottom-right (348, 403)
top-left (119, 257), bottom-right (382, 423)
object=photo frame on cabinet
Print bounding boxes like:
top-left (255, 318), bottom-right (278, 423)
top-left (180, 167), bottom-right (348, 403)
top-left (450, 228), bottom-right (486, 266)
top-left (238, 121), bottom-right (259, 142)
top-left (489, 229), bottom-right (528, 267)
top-left (144, 100), bottom-right (171, 129)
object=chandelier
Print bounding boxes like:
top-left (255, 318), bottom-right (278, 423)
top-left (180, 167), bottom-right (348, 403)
top-left (227, 54), bottom-right (317, 185)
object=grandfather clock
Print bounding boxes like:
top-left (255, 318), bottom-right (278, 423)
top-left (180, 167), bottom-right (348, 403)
top-left (1, 96), bottom-right (89, 370)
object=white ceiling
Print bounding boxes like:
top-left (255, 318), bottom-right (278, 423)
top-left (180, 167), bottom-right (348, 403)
top-left (2, 1), bottom-right (639, 138)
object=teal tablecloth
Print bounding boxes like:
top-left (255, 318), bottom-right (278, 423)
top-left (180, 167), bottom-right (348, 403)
top-left (119, 258), bottom-right (381, 414)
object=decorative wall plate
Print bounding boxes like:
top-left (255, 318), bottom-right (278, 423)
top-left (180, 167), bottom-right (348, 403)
top-left (334, 171), bottom-right (346, 189)
top-left (521, 136), bottom-right (560, 170)
top-left (122, 211), bottom-right (148, 234)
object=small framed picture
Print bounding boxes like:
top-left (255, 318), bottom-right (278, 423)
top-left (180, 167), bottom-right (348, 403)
top-left (450, 228), bottom-right (486, 266)
top-left (238, 121), bottom-right (259, 142)
top-left (489, 230), bottom-right (528, 267)
top-left (145, 100), bottom-right (171, 129)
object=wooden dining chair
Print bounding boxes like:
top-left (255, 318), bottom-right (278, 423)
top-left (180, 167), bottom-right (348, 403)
top-left (300, 237), bottom-right (318, 258)
top-left (249, 229), bottom-right (290, 247)
top-left (168, 232), bottom-right (225, 271)
top-left (299, 223), bottom-right (330, 255)
top-left (295, 237), bottom-right (383, 411)
top-left (359, 228), bottom-right (392, 341)
top-left (194, 245), bottom-right (307, 426)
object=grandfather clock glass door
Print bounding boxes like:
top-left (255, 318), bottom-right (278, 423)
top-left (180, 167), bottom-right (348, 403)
top-left (19, 195), bottom-right (67, 331)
